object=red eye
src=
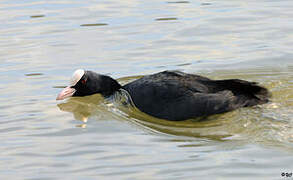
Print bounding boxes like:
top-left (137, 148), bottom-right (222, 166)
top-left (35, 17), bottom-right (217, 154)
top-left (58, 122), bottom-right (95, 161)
top-left (81, 79), bottom-right (87, 84)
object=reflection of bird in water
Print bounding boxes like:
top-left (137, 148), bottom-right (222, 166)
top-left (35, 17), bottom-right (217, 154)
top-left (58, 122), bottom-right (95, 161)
top-left (57, 92), bottom-right (134, 125)
top-left (57, 95), bottom-right (104, 124)
top-left (57, 69), bottom-right (270, 121)
top-left (58, 100), bottom-right (90, 123)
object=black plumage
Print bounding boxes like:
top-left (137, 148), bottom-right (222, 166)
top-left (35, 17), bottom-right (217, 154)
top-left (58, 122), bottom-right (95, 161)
top-left (122, 71), bottom-right (269, 120)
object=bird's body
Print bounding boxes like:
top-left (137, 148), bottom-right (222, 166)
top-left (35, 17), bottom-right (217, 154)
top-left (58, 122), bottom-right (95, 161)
top-left (122, 71), bottom-right (269, 120)
top-left (57, 70), bottom-right (270, 121)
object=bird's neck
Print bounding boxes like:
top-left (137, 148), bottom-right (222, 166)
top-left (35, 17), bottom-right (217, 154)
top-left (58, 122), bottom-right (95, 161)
top-left (100, 75), bottom-right (122, 97)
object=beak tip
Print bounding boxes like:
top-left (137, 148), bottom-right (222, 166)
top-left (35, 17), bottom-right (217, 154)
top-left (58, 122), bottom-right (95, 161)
top-left (56, 86), bottom-right (76, 101)
top-left (56, 95), bottom-right (63, 101)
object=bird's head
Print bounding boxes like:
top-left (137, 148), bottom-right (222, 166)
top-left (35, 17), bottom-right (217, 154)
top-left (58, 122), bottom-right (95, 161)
top-left (56, 69), bottom-right (121, 100)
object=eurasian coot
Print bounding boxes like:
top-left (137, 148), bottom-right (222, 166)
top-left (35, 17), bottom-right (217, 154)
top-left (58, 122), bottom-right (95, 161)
top-left (56, 69), bottom-right (270, 121)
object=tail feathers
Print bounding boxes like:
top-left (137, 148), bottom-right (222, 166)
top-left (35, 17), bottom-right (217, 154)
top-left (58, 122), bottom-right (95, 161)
top-left (214, 79), bottom-right (271, 106)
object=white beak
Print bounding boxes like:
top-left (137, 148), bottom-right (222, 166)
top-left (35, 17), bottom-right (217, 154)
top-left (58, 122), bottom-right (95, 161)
top-left (56, 86), bottom-right (76, 100)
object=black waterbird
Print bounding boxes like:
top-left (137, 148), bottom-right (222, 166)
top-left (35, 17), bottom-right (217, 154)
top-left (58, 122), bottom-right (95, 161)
top-left (57, 69), bottom-right (270, 121)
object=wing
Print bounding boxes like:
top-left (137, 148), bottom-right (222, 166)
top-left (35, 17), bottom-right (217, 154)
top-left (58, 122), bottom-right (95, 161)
top-left (154, 90), bottom-right (238, 120)
top-left (126, 82), bottom-right (238, 120)
top-left (123, 71), bottom-right (238, 120)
